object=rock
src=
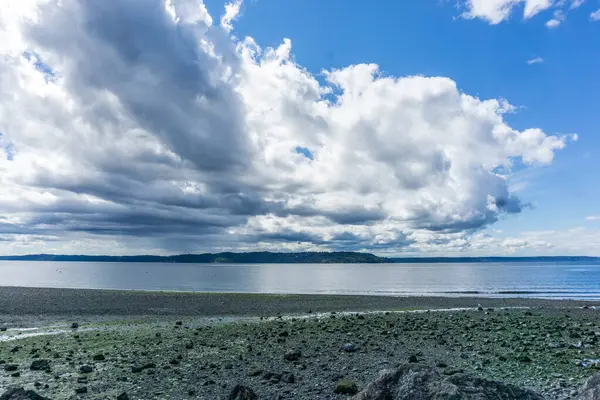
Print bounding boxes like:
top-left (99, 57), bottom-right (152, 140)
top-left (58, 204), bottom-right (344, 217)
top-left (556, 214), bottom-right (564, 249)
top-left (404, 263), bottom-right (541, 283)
top-left (116, 393), bottom-right (129, 400)
top-left (247, 368), bottom-right (262, 377)
top-left (74, 387), bottom-right (87, 394)
top-left (284, 350), bottom-right (301, 361)
top-left (0, 327), bottom-right (7, 332)
top-left (70, 322), bottom-right (79, 329)
top-left (4, 364), bottom-right (18, 372)
top-left (0, 387), bottom-right (50, 400)
top-left (30, 360), bottom-right (50, 371)
top-left (408, 355), bottom-right (418, 363)
top-left (10, 347), bottom-right (21, 353)
top-left (576, 372), bottom-right (600, 399)
top-left (175, 321), bottom-right (183, 326)
top-left (350, 364), bottom-right (545, 400)
top-left (227, 384), bottom-right (258, 400)
top-left (185, 342), bottom-right (193, 349)
top-left (92, 354), bottom-right (105, 361)
top-left (343, 343), bottom-right (358, 353)
top-left (79, 365), bottom-right (93, 373)
top-left (10, 373), bottom-right (20, 378)
top-left (334, 379), bottom-right (359, 395)
top-left (282, 372), bottom-right (295, 383)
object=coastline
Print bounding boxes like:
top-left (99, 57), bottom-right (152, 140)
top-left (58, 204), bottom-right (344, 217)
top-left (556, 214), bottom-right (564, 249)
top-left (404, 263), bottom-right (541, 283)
top-left (1, 286), bottom-right (599, 318)
top-left (2, 287), bottom-right (600, 399)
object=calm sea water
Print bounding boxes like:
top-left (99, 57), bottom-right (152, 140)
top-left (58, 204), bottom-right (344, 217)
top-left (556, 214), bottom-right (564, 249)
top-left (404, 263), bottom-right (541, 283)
top-left (0, 261), bottom-right (599, 299)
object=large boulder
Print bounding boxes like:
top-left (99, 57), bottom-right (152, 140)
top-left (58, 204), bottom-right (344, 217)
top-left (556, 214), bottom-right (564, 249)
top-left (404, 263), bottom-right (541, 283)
top-left (0, 388), bottom-right (50, 400)
top-left (351, 364), bottom-right (545, 400)
top-left (576, 372), bottom-right (600, 400)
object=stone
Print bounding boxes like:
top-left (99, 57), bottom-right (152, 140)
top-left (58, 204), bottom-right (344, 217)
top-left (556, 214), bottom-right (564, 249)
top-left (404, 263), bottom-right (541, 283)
top-left (175, 321), bottom-right (183, 326)
top-left (0, 327), bottom-right (7, 332)
top-left (30, 360), bottom-right (50, 371)
top-left (576, 372), bottom-right (600, 399)
top-left (74, 387), bottom-right (87, 394)
top-left (185, 342), bottom-right (193, 349)
top-left (334, 379), bottom-right (359, 395)
top-left (0, 387), bottom-right (50, 400)
top-left (70, 323), bottom-right (79, 329)
top-left (79, 365), bottom-right (93, 373)
top-left (350, 364), bottom-right (545, 400)
top-left (116, 393), bottom-right (129, 400)
top-left (4, 364), bottom-right (18, 372)
top-left (343, 343), bottom-right (358, 353)
top-left (284, 350), bottom-right (301, 361)
top-left (93, 354), bottom-right (105, 361)
top-left (282, 372), bottom-right (295, 383)
top-left (408, 355), bottom-right (418, 363)
top-left (228, 385), bottom-right (258, 400)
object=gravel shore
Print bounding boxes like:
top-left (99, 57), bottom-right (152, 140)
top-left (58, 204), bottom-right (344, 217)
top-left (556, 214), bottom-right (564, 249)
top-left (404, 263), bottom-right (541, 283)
top-left (1, 287), bottom-right (600, 399)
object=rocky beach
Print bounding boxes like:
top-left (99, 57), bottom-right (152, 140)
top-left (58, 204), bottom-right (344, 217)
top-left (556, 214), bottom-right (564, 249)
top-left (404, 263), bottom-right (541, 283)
top-left (1, 287), bottom-right (600, 399)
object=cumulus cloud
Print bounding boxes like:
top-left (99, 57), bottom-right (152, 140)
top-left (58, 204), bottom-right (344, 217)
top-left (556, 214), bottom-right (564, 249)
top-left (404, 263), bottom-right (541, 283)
top-left (591, 9), bottom-right (600, 21)
top-left (220, 0), bottom-right (243, 33)
top-left (0, 0), bottom-right (576, 255)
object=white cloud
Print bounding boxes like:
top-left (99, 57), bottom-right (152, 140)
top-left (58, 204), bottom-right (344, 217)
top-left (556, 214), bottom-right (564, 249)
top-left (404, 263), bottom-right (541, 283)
top-left (545, 18), bottom-right (561, 27)
top-left (527, 57), bottom-right (544, 64)
top-left (0, 0), bottom-right (577, 255)
top-left (591, 8), bottom-right (600, 21)
top-left (569, 0), bottom-right (586, 9)
top-left (586, 216), bottom-right (600, 221)
top-left (462, 0), bottom-right (554, 24)
top-left (220, 0), bottom-right (243, 33)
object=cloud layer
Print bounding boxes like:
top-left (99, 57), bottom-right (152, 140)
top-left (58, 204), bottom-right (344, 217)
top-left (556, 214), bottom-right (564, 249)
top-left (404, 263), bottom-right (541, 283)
top-left (0, 0), bottom-right (576, 255)
top-left (461, 0), bottom-right (588, 26)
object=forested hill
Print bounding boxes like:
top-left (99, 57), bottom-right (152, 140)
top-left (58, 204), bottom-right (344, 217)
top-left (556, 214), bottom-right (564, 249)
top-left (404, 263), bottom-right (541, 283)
top-left (0, 253), bottom-right (598, 264)
top-left (0, 251), bottom-right (388, 263)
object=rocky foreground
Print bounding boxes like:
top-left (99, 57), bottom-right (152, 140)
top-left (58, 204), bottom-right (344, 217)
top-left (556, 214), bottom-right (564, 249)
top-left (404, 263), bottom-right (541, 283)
top-left (1, 306), bottom-right (600, 399)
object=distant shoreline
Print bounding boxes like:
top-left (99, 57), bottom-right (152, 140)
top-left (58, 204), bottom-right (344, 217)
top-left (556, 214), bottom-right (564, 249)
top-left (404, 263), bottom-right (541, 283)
top-left (0, 251), bottom-right (599, 263)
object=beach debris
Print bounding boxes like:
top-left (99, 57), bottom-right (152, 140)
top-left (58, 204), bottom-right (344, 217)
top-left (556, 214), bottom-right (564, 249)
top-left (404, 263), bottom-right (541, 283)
top-left (0, 387), bottom-right (50, 400)
top-left (227, 384), bottom-right (258, 400)
top-left (334, 379), bottom-right (359, 395)
top-left (350, 364), bottom-right (545, 400)
top-left (343, 343), bottom-right (357, 353)
top-left (29, 360), bottom-right (50, 371)
top-left (283, 349), bottom-right (301, 361)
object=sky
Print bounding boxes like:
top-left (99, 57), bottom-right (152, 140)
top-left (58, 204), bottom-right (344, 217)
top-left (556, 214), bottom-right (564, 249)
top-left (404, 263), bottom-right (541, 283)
top-left (0, 0), bottom-right (599, 256)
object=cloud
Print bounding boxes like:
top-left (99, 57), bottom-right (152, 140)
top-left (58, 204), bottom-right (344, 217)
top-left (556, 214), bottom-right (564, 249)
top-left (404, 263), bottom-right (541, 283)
top-left (0, 0), bottom-right (576, 255)
top-left (461, 0), bottom-right (586, 25)
top-left (220, 0), bottom-right (243, 33)
top-left (591, 9), bottom-right (600, 21)
top-left (461, 0), bottom-right (554, 24)
top-left (527, 57), bottom-right (544, 64)
top-left (586, 216), bottom-right (600, 221)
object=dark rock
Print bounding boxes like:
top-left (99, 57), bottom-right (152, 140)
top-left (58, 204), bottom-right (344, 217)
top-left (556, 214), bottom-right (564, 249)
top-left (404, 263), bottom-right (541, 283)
top-left (10, 347), bottom-right (21, 353)
top-left (175, 321), bottom-right (183, 326)
top-left (10, 373), bottom-right (20, 378)
top-left (228, 385), bottom-right (258, 400)
top-left (76, 377), bottom-right (88, 384)
top-left (117, 393), bottom-right (129, 400)
top-left (224, 362), bottom-right (234, 369)
top-left (0, 327), bottom-right (7, 332)
top-left (350, 364), bottom-right (545, 400)
top-left (282, 372), bottom-right (295, 383)
top-left (79, 365), bottom-right (93, 373)
top-left (247, 369), bottom-right (263, 377)
top-left (70, 323), bottom-right (79, 329)
top-left (74, 387), bottom-right (87, 394)
top-left (187, 390), bottom-right (195, 396)
top-left (185, 342), bottom-right (193, 349)
top-left (92, 354), bottom-right (105, 361)
top-left (30, 360), bottom-right (50, 371)
top-left (169, 359), bottom-right (180, 365)
top-left (284, 350), bottom-right (301, 361)
top-left (4, 364), bottom-right (18, 372)
top-left (408, 355), bottom-right (418, 363)
top-left (576, 372), bottom-right (600, 399)
top-left (0, 387), bottom-right (50, 400)
top-left (334, 379), bottom-right (359, 395)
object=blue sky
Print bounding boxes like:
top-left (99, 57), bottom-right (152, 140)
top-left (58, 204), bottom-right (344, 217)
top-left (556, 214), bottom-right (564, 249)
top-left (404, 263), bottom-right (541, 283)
top-left (0, 0), bottom-right (599, 256)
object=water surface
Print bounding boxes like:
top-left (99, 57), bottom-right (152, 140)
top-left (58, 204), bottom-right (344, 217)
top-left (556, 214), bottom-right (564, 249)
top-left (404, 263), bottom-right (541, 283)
top-left (0, 261), bottom-right (598, 299)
